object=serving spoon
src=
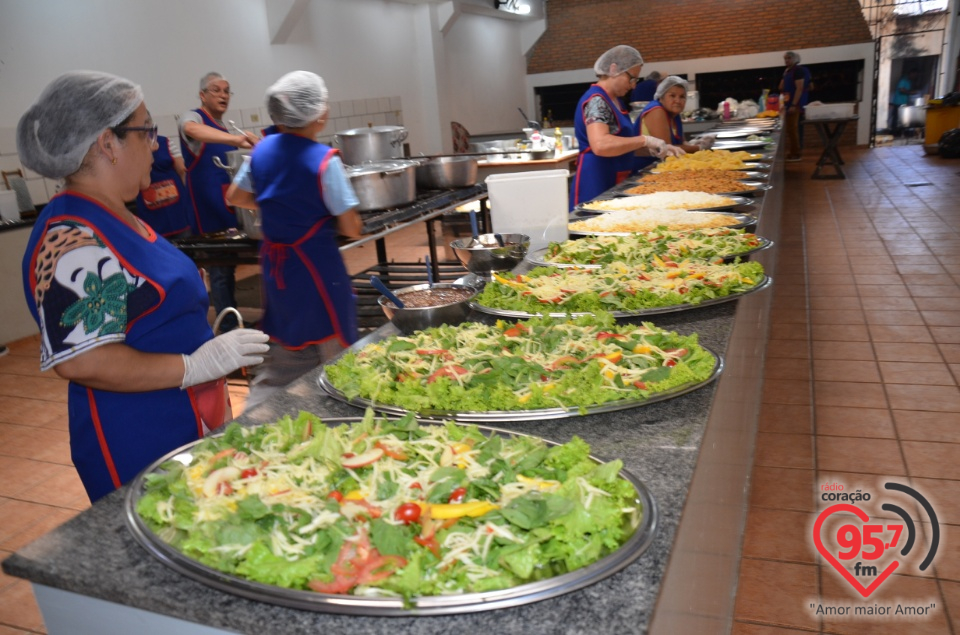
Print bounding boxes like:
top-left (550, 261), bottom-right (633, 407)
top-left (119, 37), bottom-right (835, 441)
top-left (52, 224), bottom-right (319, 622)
top-left (370, 276), bottom-right (405, 308)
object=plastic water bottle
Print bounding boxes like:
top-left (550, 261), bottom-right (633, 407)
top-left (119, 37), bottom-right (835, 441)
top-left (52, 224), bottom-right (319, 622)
top-left (723, 102), bottom-right (731, 120)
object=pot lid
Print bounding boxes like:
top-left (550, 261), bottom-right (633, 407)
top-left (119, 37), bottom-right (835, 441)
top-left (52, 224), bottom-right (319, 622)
top-left (345, 159), bottom-right (418, 176)
top-left (338, 126), bottom-right (406, 137)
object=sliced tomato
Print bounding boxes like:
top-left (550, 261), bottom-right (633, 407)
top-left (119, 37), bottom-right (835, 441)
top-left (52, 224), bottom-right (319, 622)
top-left (596, 332), bottom-right (626, 340)
top-left (327, 490), bottom-right (344, 502)
top-left (375, 441), bottom-right (408, 461)
top-left (549, 355), bottom-right (581, 370)
top-left (448, 487), bottom-right (467, 503)
top-left (427, 365), bottom-right (469, 384)
top-left (414, 534), bottom-right (441, 559)
top-left (239, 468), bottom-right (258, 479)
top-left (633, 381), bottom-right (648, 389)
top-left (663, 347), bottom-right (689, 357)
top-left (503, 324), bottom-right (527, 337)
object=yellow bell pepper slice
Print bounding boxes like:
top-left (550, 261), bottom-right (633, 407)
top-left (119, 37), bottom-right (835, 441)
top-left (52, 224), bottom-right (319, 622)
top-left (428, 501), bottom-right (499, 519)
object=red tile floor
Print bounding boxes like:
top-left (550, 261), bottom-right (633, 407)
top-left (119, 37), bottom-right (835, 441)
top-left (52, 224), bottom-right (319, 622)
top-left (0, 145), bottom-right (958, 633)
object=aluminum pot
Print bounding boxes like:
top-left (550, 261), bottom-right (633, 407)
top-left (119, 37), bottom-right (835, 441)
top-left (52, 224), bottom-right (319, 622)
top-left (334, 126), bottom-right (408, 166)
top-left (899, 105), bottom-right (926, 128)
top-left (415, 156), bottom-right (478, 189)
top-left (212, 153), bottom-right (262, 239)
top-left (345, 160), bottom-right (418, 211)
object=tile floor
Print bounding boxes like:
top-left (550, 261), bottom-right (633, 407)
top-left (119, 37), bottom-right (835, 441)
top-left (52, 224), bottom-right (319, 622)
top-left (0, 145), bottom-right (958, 634)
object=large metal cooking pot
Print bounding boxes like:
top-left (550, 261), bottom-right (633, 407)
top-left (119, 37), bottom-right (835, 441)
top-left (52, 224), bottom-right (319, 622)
top-left (415, 156), bottom-right (478, 189)
top-left (212, 152), bottom-right (262, 239)
top-left (334, 126), bottom-right (408, 166)
top-left (345, 159), bottom-right (418, 211)
top-left (899, 104), bottom-right (926, 128)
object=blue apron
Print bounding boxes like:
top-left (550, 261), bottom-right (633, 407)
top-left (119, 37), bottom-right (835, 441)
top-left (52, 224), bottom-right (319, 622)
top-left (249, 133), bottom-right (359, 349)
top-left (635, 101), bottom-right (685, 172)
top-left (135, 135), bottom-right (194, 237)
top-left (571, 85), bottom-right (638, 208)
top-left (181, 109), bottom-right (236, 234)
top-left (22, 193), bottom-right (222, 502)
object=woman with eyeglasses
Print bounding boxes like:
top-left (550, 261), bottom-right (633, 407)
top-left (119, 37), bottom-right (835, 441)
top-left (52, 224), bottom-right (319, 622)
top-left (17, 71), bottom-right (269, 503)
top-left (571, 45), bottom-right (685, 209)
top-left (635, 76), bottom-right (715, 172)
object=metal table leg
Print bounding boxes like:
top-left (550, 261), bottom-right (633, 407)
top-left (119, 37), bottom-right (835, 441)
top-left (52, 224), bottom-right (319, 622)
top-left (810, 120), bottom-right (849, 180)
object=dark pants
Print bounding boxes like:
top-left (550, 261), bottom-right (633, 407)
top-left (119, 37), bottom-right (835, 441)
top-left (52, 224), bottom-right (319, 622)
top-left (889, 104), bottom-right (902, 135)
top-left (208, 265), bottom-right (238, 331)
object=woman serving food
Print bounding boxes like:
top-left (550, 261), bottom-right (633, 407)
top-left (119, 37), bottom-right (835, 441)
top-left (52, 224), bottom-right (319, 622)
top-left (570, 46), bottom-right (684, 208)
top-left (636, 76), bottom-right (715, 172)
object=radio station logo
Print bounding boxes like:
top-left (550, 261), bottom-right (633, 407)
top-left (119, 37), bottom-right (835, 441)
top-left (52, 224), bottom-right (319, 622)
top-left (812, 481), bottom-right (940, 599)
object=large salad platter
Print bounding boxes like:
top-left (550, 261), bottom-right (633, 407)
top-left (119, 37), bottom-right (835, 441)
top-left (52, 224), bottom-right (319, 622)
top-left (319, 316), bottom-right (723, 422)
top-left (126, 412), bottom-right (658, 615)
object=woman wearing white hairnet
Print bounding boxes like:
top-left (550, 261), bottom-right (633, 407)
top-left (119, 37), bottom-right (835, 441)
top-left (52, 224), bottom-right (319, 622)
top-left (18, 71), bottom-right (270, 502)
top-left (636, 76), bottom-right (715, 171)
top-left (571, 45), bottom-right (684, 208)
top-left (227, 71), bottom-right (362, 409)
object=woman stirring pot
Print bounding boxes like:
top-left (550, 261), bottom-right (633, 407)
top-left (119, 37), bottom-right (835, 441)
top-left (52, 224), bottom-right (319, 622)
top-left (18, 71), bottom-right (269, 502)
top-left (227, 71), bottom-right (363, 410)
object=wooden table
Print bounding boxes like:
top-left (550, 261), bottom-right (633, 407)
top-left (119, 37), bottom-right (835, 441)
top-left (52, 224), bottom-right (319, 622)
top-left (476, 149), bottom-right (578, 180)
top-left (802, 115), bottom-right (859, 179)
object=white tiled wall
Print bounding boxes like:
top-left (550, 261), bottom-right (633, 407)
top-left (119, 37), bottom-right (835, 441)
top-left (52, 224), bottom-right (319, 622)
top-left (0, 95), bottom-right (403, 209)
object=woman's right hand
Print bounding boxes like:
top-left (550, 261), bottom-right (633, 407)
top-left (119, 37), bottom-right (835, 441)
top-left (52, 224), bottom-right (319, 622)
top-left (181, 329), bottom-right (270, 388)
top-left (642, 135), bottom-right (666, 154)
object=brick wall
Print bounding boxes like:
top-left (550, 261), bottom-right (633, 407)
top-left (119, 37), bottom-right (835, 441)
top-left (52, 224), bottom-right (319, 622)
top-left (528, 0), bottom-right (873, 74)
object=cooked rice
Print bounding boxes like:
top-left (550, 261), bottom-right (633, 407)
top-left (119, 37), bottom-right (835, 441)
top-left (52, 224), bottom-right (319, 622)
top-left (582, 191), bottom-right (736, 211)
top-left (569, 208), bottom-right (741, 233)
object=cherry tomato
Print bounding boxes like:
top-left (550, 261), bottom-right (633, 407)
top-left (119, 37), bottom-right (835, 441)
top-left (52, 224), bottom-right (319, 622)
top-left (327, 491), bottom-right (344, 502)
top-left (394, 502), bottom-right (422, 525)
top-left (240, 468), bottom-right (258, 479)
top-left (409, 483), bottom-right (422, 490)
top-left (448, 487), bottom-right (467, 503)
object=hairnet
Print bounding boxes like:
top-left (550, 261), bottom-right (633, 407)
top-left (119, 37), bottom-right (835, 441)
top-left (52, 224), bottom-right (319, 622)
top-left (265, 71), bottom-right (329, 128)
top-left (654, 76), bottom-right (689, 101)
top-left (17, 71), bottom-right (143, 179)
top-left (785, 51), bottom-right (800, 64)
top-left (593, 45), bottom-right (644, 77)
top-left (647, 71), bottom-right (663, 82)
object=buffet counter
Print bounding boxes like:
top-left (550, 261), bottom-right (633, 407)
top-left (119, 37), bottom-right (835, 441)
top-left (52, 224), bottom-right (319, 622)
top-left (3, 142), bottom-right (783, 635)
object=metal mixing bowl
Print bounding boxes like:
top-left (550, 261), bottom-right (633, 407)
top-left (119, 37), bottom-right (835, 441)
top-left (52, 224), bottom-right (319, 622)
top-left (377, 282), bottom-right (478, 334)
top-left (450, 233), bottom-right (531, 280)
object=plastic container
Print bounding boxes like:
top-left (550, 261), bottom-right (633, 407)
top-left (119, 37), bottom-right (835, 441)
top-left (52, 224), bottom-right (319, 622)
top-left (925, 105), bottom-right (960, 146)
top-left (804, 103), bottom-right (856, 120)
top-left (486, 169), bottom-right (569, 251)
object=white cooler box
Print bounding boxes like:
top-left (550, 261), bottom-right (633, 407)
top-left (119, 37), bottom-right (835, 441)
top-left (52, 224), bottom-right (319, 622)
top-left (805, 102), bottom-right (856, 120)
top-left (486, 169), bottom-right (569, 251)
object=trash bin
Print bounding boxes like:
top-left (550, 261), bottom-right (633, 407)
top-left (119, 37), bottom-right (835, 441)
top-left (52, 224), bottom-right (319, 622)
top-left (486, 169), bottom-right (569, 251)
top-left (925, 105), bottom-right (960, 147)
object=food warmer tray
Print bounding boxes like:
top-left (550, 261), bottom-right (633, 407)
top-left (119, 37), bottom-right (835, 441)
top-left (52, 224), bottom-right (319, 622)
top-left (468, 276), bottom-right (772, 320)
top-left (525, 237), bottom-right (774, 268)
top-left (319, 351), bottom-right (723, 423)
top-left (568, 210), bottom-right (758, 236)
top-left (576, 194), bottom-right (753, 214)
top-left (125, 417), bottom-right (658, 615)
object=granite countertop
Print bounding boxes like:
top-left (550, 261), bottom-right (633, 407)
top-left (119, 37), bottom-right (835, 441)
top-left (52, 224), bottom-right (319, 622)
top-left (1, 166), bottom-right (774, 634)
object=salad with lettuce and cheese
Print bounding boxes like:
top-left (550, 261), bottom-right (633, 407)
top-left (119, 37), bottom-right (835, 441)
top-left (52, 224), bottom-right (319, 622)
top-left (476, 260), bottom-right (765, 315)
top-left (135, 410), bottom-right (643, 601)
top-left (324, 315), bottom-right (717, 413)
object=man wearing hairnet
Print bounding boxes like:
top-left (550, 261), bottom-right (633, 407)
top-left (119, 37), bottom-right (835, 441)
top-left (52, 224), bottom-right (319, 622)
top-left (226, 71), bottom-right (362, 409)
top-left (635, 76), bottom-right (715, 172)
top-left (571, 45), bottom-right (684, 208)
top-left (630, 71), bottom-right (663, 103)
top-left (18, 71), bottom-right (269, 502)
top-left (179, 72), bottom-right (259, 331)
top-left (779, 51), bottom-right (811, 161)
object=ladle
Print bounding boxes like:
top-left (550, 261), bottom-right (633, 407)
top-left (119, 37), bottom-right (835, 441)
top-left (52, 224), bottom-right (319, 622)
top-left (468, 210), bottom-right (481, 247)
top-left (370, 276), bottom-right (405, 308)
top-left (425, 255), bottom-right (435, 286)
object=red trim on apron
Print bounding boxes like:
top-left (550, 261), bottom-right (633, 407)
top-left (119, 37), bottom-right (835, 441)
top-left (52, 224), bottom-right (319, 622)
top-left (87, 387), bottom-right (121, 490)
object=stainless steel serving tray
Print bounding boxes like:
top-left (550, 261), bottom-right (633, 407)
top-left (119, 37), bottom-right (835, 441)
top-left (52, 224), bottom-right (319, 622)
top-left (125, 417), bottom-right (658, 615)
top-left (737, 171), bottom-right (769, 181)
top-left (712, 139), bottom-right (775, 151)
top-left (525, 237), bottom-right (774, 268)
top-left (468, 276), bottom-right (771, 320)
top-left (650, 161), bottom-right (769, 174)
top-left (319, 350), bottom-right (722, 423)
top-left (719, 182), bottom-right (773, 197)
top-left (568, 210), bottom-right (757, 237)
top-left (576, 195), bottom-right (753, 214)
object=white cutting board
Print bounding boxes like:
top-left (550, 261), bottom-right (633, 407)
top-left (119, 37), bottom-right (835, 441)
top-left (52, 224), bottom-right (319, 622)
top-left (486, 169), bottom-right (569, 251)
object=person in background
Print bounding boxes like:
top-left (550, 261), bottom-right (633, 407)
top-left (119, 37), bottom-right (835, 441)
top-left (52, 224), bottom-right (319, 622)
top-left (630, 71), bottom-right (663, 103)
top-left (226, 71), bottom-right (362, 410)
top-left (571, 45), bottom-right (684, 208)
top-left (779, 51), bottom-right (811, 162)
top-left (636, 76), bottom-right (715, 172)
top-left (134, 134), bottom-right (194, 238)
top-left (179, 72), bottom-right (259, 331)
top-left (890, 68), bottom-right (919, 136)
top-left (17, 71), bottom-right (269, 502)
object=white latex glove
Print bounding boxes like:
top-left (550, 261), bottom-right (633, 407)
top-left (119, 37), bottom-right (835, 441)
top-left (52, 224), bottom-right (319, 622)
top-left (642, 135), bottom-right (666, 155)
top-left (693, 134), bottom-right (717, 150)
top-left (181, 329), bottom-right (270, 389)
top-left (656, 144), bottom-right (686, 160)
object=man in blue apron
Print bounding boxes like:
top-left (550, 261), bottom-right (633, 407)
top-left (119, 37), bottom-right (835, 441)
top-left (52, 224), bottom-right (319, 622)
top-left (179, 72), bottom-right (259, 331)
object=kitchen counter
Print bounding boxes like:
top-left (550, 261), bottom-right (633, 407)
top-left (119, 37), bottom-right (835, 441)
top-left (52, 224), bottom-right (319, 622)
top-left (477, 149), bottom-right (578, 181)
top-left (3, 143), bottom-right (783, 635)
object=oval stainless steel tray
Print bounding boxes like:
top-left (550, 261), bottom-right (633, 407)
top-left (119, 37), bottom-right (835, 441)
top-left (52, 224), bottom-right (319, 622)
top-left (125, 417), bottom-right (659, 615)
top-left (719, 182), bottom-right (773, 197)
top-left (319, 351), bottom-right (722, 423)
top-left (713, 140), bottom-right (775, 151)
top-left (525, 237), bottom-right (774, 268)
top-left (737, 171), bottom-right (769, 181)
top-left (568, 210), bottom-right (757, 236)
top-left (468, 275), bottom-right (771, 320)
top-left (577, 195), bottom-right (753, 214)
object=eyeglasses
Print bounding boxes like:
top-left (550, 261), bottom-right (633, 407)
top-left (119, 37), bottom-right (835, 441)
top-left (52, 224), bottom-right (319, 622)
top-left (623, 70), bottom-right (641, 85)
top-left (113, 124), bottom-right (159, 144)
top-left (204, 87), bottom-right (233, 96)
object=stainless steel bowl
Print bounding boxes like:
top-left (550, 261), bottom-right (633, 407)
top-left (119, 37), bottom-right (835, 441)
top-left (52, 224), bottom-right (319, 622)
top-left (450, 233), bottom-right (530, 280)
top-left (377, 282), bottom-right (478, 334)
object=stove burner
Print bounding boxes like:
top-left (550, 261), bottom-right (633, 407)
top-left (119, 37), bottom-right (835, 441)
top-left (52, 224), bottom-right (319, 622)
top-left (359, 184), bottom-right (486, 233)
